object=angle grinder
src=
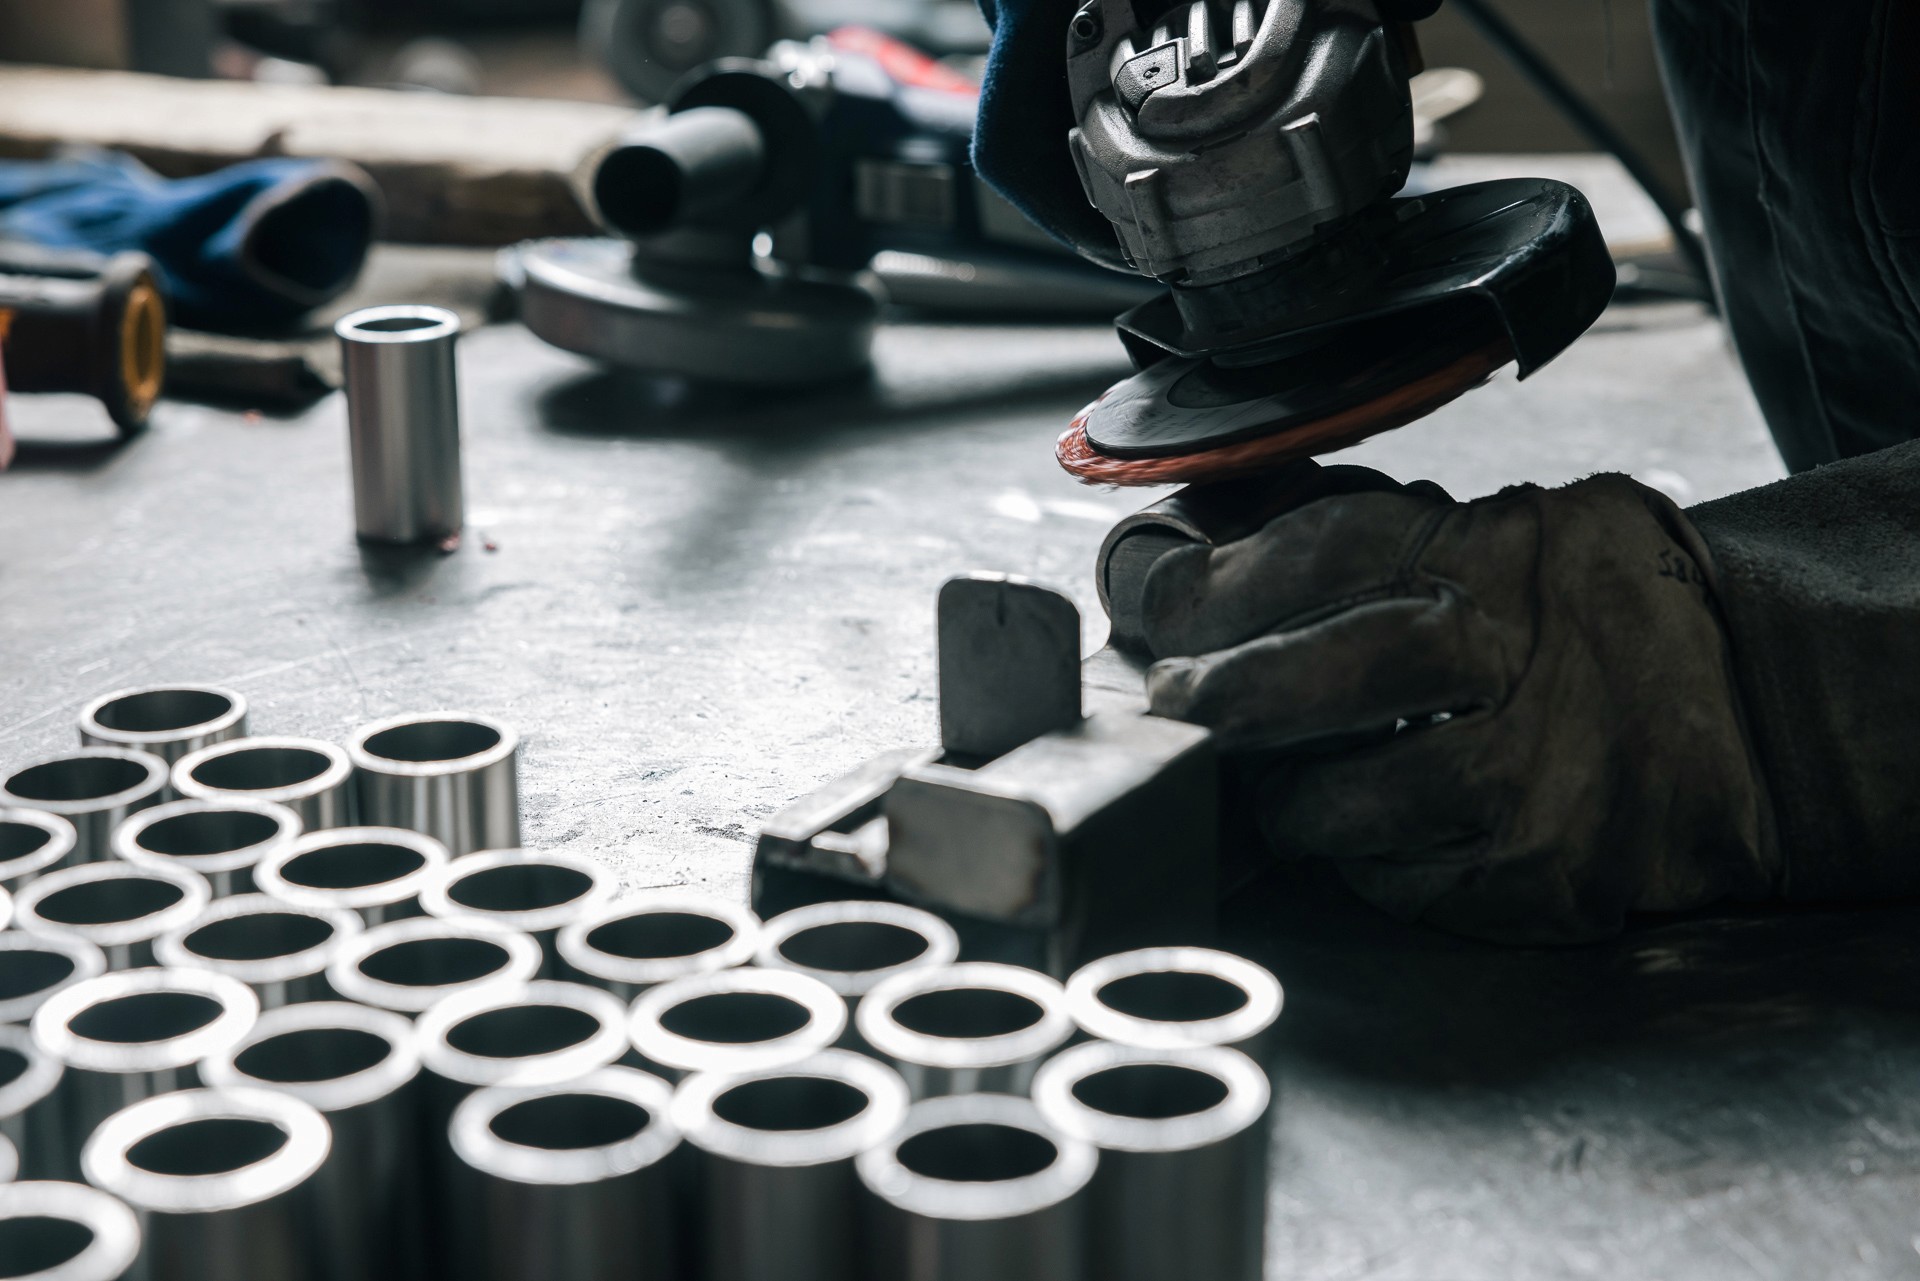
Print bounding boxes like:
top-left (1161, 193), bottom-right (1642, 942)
top-left (1056, 0), bottom-right (1616, 485)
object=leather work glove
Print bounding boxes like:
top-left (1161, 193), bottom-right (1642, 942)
top-left (1137, 469), bottom-right (1782, 943)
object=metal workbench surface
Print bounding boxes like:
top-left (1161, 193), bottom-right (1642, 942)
top-left (6, 299), bottom-right (1913, 1280)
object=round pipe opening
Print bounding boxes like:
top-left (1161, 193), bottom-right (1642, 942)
top-left (360, 719), bottom-right (502, 764)
top-left (778, 920), bottom-right (931, 973)
top-left (360, 936), bottom-right (511, 987)
top-left (126, 1117), bottom-right (288, 1177)
top-left (83, 1090), bottom-right (330, 1214)
top-left (588, 911), bottom-right (735, 960)
top-left (4, 756), bottom-right (153, 804)
top-left (0, 1184), bottom-right (140, 1281)
top-left (69, 992), bottom-right (223, 1044)
top-left (490, 1093), bottom-right (652, 1150)
top-left (896, 1122), bottom-right (1060, 1182)
top-left (660, 992), bottom-right (812, 1044)
top-left (0, 949), bottom-right (77, 1004)
top-left (893, 988), bottom-right (1045, 1040)
top-left (446, 1005), bottom-right (603, 1059)
top-left (89, 688), bottom-right (236, 736)
top-left (448, 863), bottom-right (593, 914)
top-left (134, 809), bottom-right (282, 859)
top-left (208, 1004), bottom-right (420, 1112)
top-left (338, 306), bottom-right (459, 342)
top-left (758, 902), bottom-right (960, 997)
top-left (1031, 1042), bottom-right (1272, 1154)
top-left (0, 821), bottom-right (54, 864)
top-left (188, 747), bottom-right (332, 793)
top-left (235, 1027), bottom-right (392, 1084)
top-left (1096, 971), bottom-right (1248, 1022)
top-left (711, 1075), bottom-right (870, 1132)
top-left (0, 1215), bottom-right (96, 1276)
top-left (1066, 948), bottom-right (1283, 1050)
top-left (185, 912), bottom-right (336, 962)
top-left (1069, 1062), bottom-right (1231, 1120)
top-left (282, 840), bottom-right (425, 890)
top-left (35, 876), bottom-right (183, 926)
top-left (670, 1050), bottom-right (909, 1168)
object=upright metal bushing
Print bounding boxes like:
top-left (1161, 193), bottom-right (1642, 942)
top-left (629, 968), bottom-right (846, 1081)
top-left (0, 1179), bottom-right (142, 1281)
top-left (857, 963), bottom-right (1074, 1099)
top-left (1034, 1043), bottom-right (1272, 1281)
top-left (31, 969), bottom-right (258, 1182)
top-left (337, 304), bottom-right (465, 545)
top-left (256, 827), bottom-right (450, 926)
top-left (154, 895), bottom-right (362, 1009)
top-left (326, 917), bottom-right (542, 1016)
top-left (201, 1002), bottom-right (425, 1281)
top-left (556, 895), bottom-right (761, 1001)
top-left (173, 738), bottom-right (355, 831)
top-left (417, 981), bottom-right (630, 1100)
top-left (857, 1093), bottom-right (1097, 1281)
top-left (0, 1022), bottom-right (64, 1180)
top-left (78, 685), bottom-right (248, 765)
top-left (82, 1087), bottom-right (332, 1281)
top-left (672, 1050), bottom-right (910, 1281)
top-left (113, 799), bottom-right (302, 898)
top-left (0, 930), bottom-right (107, 1026)
top-left (14, 862), bottom-right (212, 971)
top-left (448, 1068), bottom-right (684, 1281)
top-left (419, 849), bottom-right (616, 972)
top-left (0, 749), bottom-right (169, 863)
top-left (756, 901), bottom-right (962, 1011)
top-left (347, 712), bottom-right (519, 856)
top-left (1064, 948), bottom-right (1284, 1061)
top-left (0, 808), bottom-right (78, 887)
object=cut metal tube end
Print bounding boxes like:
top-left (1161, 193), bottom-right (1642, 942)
top-left (154, 894), bottom-right (362, 1009)
top-left (173, 738), bottom-right (356, 832)
top-left (0, 930), bottom-right (108, 1026)
top-left (78, 685), bottom-right (248, 765)
top-left (555, 895), bottom-right (760, 1000)
top-left (325, 916), bottom-right (542, 1015)
top-left (0, 808), bottom-right (79, 887)
top-left (1064, 947), bottom-right (1284, 1059)
top-left (0, 1023), bottom-right (64, 1181)
top-left (347, 712), bottom-right (520, 856)
top-left (857, 963), bottom-right (1074, 1099)
top-left (419, 849), bottom-right (616, 971)
top-left (0, 749), bottom-right (169, 863)
top-left (0, 1179), bottom-right (143, 1281)
top-left (14, 862), bottom-right (213, 972)
top-left (337, 304), bottom-right (465, 546)
top-left (417, 980), bottom-right (631, 1092)
top-left (756, 900), bottom-right (962, 1001)
top-left (113, 799), bottom-right (302, 899)
top-left (255, 826), bottom-right (450, 926)
top-left (628, 967), bottom-right (847, 1080)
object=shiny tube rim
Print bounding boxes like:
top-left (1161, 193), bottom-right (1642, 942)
top-left (1031, 1041), bottom-right (1271, 1154)
top-left (325, 916), bottom-right (543, 1014)
top-left (14, 861), bottom-right (212, 951)
top-left (255, 826), bottom-right (451, 914)
top-left (78, 684), bottom-right (248, 752)
top-left (1064, 947), bottom-right (1284, 1050)
top-left (201, 1000), bottom-right (420, 1114)
top-left (555, 894), bottom-right (760, 989)
top-left (336, 304), bottom-right (461, 345)
top-left (154, 893), bottom-right (362, 987)
top-left (452, 1066), bottom-right (680, 1186)
top-left (0, 748), bottom-right (170, 818)
top-left (0, 1021), bottom-right (64, 1124)
top-left (417, 980), bottom-right (630, 1088)
top-left (0, 931), bottom-right (107, 1025)
top-left (113, 798), bottom-right (303, 879)
top-left (857, 963), bottom-right (1074, 1071)
top-left (629, 967), bottom-right (847, 1075)
top-left (0, 1180), bottom-right (143, 1281)
top-left (419, 848), bottom-right (617, 936)
top-left (345, 710), bottom-right (518, 779)
top-left (173, 737), bottom-right (355, 810)
top-left (83, 1086), bottom-right (330, 1214)
top-left (856, 1093), bottom-right (1097, 1222)
top-left (672, 1048), bottom-right (910, 1168)
top-left (0, 808), bottom-right (78, 883)
top-left (755, 900), bottom-right (962, 997)
top-left (32, 967), bottom-right (259, 1076)
top-left (0, 1133), bottom-right (13, 1184)
top-left (0, 884), bottom-right (10, 932)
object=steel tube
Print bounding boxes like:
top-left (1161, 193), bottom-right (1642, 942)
top-left (337, 304), bottom-right (464, 545)
top-left (0, 750), bottom-right (169, 863)
top-left (1032, 1042), bottom-right (1270, 1281)
top-left (555, 894), bottom-right (760, 1000)
top-left (1063, 948), bottom-right (1284, 1061)
top-left (0, 884), bottom-right (10, 932)
top-left (173, 738), bottom-right (355, 831)
top-left (856, 1093), bottom-right (1097, 1281)
top-left (31, 969), bottom-right (258, 1182)
top-left (0, 808), bottom-right (79, 888)
top-left (346, 712), bottom-right (520, 856)
top-left (82, 1086), bottom-right (331, 1281)
top-left (857, 963), bottom-right (1073, 1099)
top-left (154, 895), bottom-right (361, 1009)
top-left (14, 863), bottom-right (212, 972)
top-left (201, 1001), bottom-right (425, 1281)
top-left (78, 686), bottom-right (248, 765)
top-left (113, 799), bottom-right (302, 899)
top-left (447, 1067), bottom-right (683, 1281)
top-left (0, 1179), bottom-right (143, 1281)
top-left (325, 917), bottom-right (542, 1016)
top-left (0, 1022), bottom-right (65, 1181)
top-left (0, 931), bottom-right (108, 1026)
top-left (756, 900), bottom-right (961, 1009)
top-left (0, 1133), bottom-right (12, 1183)
top-left (671, 1049), bottom-right (909, 1281)
top-left (628, 968), bottom-right (846, 1080)
top-left (419, 849), bottom-right (616, 972)
top-left (254, 827), bottom-right (450, 926)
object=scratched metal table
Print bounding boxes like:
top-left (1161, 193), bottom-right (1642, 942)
top-left (5, 291), bottom-right (1910, 1280)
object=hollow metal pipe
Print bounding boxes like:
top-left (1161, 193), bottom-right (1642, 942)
top-left (0, 1179), bottom-right (143, 1281)
top-left (0, 930), bottom-right (108, 1026)
top-left (337, 304), bottom-right (464, 545)
top-left (325, 917), bottom-right (542, 1016)
top-left (756, 900), bottom-right (962, 1007)
top-left (173, 738), bottom-right (356, 831)
top-left (0, 808), bottom-right (79, 888)
top-left (82, 1086), bottom-right (331, 1281)
top-left (0, 1022), bottom-right (65, 1181)
top-left (0, 750), bottom-right (169, 863)
top-left (672, 1049), bottom-right (909, 1281)
top-left (418, 849), bottom-right (616, 973)
top-left (0, 1133), bottom-right (12, 1183)
top-left (856, 1093), bottom-right (1097, 1281)
top-left (857, 963), bottom-right (1074, 1099)
top-left (113, 799), bottom-right (302, 899)
top-left (154, 895), bottom-right (361, 1009)
top-left (31, 968), bottom-right (258, 1182)
top-left (346, 712), bottom-right (519, 856)
top-left (628, 967), bottom-right (846, 1081)
top-left (201, 1001), bottom-right (425, 1281)
top-left (14, 862), bottom-right (212, 972)
top-left (555, 894), bottom-right (760, 1001)
top-left (447, 1067), bottom-right (684, 1281)
top-left (78, 685), bottom-right (248, 765)
top-left (0, 884), bottom-right (10, 932)
top-left (1063, 948), bottom-right (1284, 1062)
top-left (255, 827), bottom-right (450, 926)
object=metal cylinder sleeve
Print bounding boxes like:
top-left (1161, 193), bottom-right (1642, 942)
top-left (0, 931), bottom-right (107, 1026)
top-left (755, 901), bottom-right (962, 1004)
top-left (154, 895), bottom-right (362, 1010)
top-left (347, 712), bottom-right (520, 857)
top-left (0, 1179), bottom-right (143, 1281)
top-left (14, 862), bottom-right (212, 972)
top-left (113, 800), bottom-right (302, 899)
top-left (1064, 947), bottom-right (1283, 1060)
top-left (0, 1022), bottom-right (65, 1181)
top-left (255, 827), bottom-right (450, 927)
top-left (556, 894), bottom-right (761, 1001)
top-left (0, 808), bottom-right (78, 888)
top-left (78, 686), bottom-right (248, 765)
top-left (857, 963), bottom-right (1074, 1099)
top-left (418, 850), bottom-right (616, 973)
top-left (173, 738), bottom-right (356, 832)
top-left (628, 967), bottom-right (846, 1080)
top-left (325, 917), bottom-right (542, 1016)
top-left (0, 750), bottom-right (169, 864)
top-left (336, 305), bottom-right (465, 546)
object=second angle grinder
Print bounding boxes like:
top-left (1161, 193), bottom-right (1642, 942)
top-left (1055, 0), bottom-right (1616, 485)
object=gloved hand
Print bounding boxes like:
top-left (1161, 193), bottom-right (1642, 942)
top-left (1137, 468), bottom-right (1780, 943)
